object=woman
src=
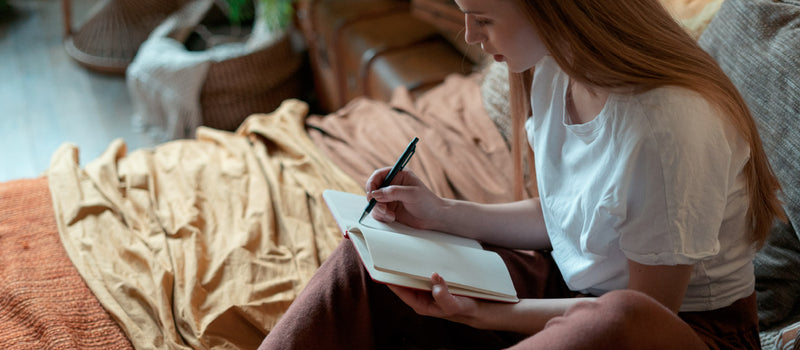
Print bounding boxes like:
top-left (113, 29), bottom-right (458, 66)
top-left (261, 0), bottom-right (784, 348)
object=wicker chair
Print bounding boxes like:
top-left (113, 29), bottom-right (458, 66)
top-left (62, 0), bottom-right (190, 74)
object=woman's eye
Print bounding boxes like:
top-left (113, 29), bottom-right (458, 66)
top-left (467, 15), bottom-right (492, 27)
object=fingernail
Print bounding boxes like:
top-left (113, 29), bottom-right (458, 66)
top-left (432, 284), bottom-right (442, 295)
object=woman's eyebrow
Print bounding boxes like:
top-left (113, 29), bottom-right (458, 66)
top-left (462, 9), bottom-right (486, 15)
top-left (456, 4), bottom-right (485, 15)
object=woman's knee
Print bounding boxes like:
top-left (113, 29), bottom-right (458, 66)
top-left (526, 290), bottom-right (705, 350)
top-left (319, 240), bottom-right (367, 284)
top-left (546, 290), bottom-right (656, 329)
top-left (594, 289), bottom-right (667, 320)
top-left (580, 290), bottom-right (677, 337)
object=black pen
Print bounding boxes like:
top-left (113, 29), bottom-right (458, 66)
top-left (358, 137), bottom-right (419, 224)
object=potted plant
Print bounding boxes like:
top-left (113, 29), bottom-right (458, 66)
top-left (222, 0), bottom-right (294, 48)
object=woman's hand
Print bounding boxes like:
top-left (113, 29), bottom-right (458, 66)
top-left (387, 273), bottom-right (481, 327)
top-left (365, 168), bottom-right (444, 230)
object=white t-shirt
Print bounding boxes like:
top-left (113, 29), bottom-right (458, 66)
top-left (526, 56), bottom-right (755, 312)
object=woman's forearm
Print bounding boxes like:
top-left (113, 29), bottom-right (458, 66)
top-left (468, 297), bottom-right (592, 334)
top-left (433, 197), bottom-right (550, 250)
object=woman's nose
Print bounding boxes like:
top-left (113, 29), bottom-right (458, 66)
top-left (463, 18), bottom-right (482, 46)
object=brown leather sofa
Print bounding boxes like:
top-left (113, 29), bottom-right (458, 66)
top-left (296, 0), bottom-right (486, 113)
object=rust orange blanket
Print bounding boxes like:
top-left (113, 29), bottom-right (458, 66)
top-left (0, 177), bottom-right (132, 349)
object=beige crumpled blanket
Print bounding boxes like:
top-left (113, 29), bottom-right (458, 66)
top-left (45, 70), bottom-right (522, 350)
top-left (47, 99), bottom-right (363, 349)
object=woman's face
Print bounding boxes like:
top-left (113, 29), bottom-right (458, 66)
top-left (455, 0), bottom-right (547, 73)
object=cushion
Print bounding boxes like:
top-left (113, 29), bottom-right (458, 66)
top-left (776, 321), bottom-right (800, 350)
top-left (698, 0), bottom-right (800, 237)
top-left (753, 221), bottom-right (800, 329)
top-left (698, 0), bottom-right (800, 336)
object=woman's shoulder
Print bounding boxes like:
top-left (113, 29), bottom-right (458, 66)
top-left (634, 85), bottom-right (709, 107)
top-left (617, 85), bottom-right (723, 133)
top-left (612, 85), bottom-right (746, 157)
top-left (629, 85), bottom-right (713, 117)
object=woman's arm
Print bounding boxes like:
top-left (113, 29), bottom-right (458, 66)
top-left (431, 198), bottom-right (550, 250)
top-left (390, 260), bottom-right (693, 334)
top-left (367, 169), bottom-right (551, 250)
top-left (388, 273), bottom-right (585, 335)
top-left (627, 260), bottom-right (692, 313)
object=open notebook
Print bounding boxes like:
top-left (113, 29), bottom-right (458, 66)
top-left (323, 190), bottom-right (518, 302)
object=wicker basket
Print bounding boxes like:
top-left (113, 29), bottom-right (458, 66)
top-left (62, 0), bottom-right (188, 74)
top-left (199, 32), bottom-right (305, 131)
top-left (126, 0), bottom-right (307, 135)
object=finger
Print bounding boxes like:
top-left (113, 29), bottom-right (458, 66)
top-left (371, 203), bottom-right (396, 223)
top-left (387, 284), bottom-right (417, 301)
top-left (372, 183), bottom-right (418, 204)
top-left (365, 167), bottom-right (393, 193)
top-left (368, 168), bottom-right (422, 194)
top-left (430, 273), bottom-right (461, 314)
top-left (387, 284), bottom-right (437, 315)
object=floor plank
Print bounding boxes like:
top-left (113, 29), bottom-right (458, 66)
top-left (0, 0), bottom-right (158, 182)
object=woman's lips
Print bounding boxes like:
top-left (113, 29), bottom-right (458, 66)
top-left (493, 54), bottom-right (505, 62)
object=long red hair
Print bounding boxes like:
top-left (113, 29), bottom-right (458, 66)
top-left (507, 0), bottom-right (784, 246)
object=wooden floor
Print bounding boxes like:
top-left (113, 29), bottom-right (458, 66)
top-left (0, 0), bottom-right (157, 182)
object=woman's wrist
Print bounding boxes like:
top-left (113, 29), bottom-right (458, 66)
top-left (464, 299), bottom-right (520, 331)
top-left (428, 198), bottom-right (466, 234)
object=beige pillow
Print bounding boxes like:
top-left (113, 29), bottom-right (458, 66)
top-left (479, 61), bottom-right (512, 145)
top-left (661, 0), bottom-right (724, 39)
top-left (479, 61), bottom-right (537, 197)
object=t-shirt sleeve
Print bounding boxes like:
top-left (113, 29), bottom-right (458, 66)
top-left (615, 92), bottom-right (745, 266)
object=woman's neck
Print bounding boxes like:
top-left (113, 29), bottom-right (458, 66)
top-left (566, 79), bottom-right (610, 124)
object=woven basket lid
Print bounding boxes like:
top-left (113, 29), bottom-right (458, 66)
top-left (63, 0), bottom-right (188, 74)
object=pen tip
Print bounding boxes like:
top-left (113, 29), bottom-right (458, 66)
top-left (358, 212), bottom-right (367, 224)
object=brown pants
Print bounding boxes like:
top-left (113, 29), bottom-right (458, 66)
top-left (260, 240), bottom-right (761, 349)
